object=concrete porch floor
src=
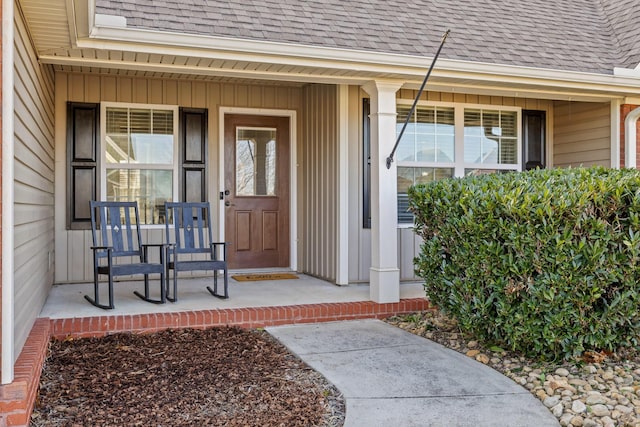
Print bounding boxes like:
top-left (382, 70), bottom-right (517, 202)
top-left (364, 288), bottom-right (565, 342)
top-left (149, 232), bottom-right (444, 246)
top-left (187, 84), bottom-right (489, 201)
top-left (40, 273), bottom-right (426, 320)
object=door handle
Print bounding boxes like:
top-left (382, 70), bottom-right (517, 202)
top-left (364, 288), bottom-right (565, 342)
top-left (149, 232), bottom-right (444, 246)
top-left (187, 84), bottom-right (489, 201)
top-left (225, 201), bottom-right (235, 207)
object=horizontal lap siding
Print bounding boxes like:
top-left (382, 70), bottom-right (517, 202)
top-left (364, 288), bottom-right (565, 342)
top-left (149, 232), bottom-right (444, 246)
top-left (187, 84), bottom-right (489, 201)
top-left (553, 102), bottom-right (611, 168)
top-left (55, 74), bottom-right (302, 283)
top-left (14, 6), bottom-right (55, 360)
top-left (301, 84), bottom-right (337, 281)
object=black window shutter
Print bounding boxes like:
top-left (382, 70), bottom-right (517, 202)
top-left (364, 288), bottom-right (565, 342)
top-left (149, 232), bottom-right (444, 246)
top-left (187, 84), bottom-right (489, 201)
top-left (67, 102), bottom-right (99, 230)
top-left (179, 108), bottom-right (208, 202)
top-left (522, 110), bottom-right (546, 170)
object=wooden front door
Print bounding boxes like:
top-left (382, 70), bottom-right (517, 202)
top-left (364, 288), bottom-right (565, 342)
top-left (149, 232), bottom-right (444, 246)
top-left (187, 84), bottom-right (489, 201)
top-left (224, 114), bottom-right (290, 269)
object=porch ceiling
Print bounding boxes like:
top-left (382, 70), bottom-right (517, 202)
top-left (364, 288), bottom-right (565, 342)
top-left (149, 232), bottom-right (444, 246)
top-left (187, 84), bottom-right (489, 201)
top-left (42, 47), bottom-right (400, 85)
top-left (17, 0), bottom-right (74, 54)
top-left (17, 0), bottom-right (640, 102)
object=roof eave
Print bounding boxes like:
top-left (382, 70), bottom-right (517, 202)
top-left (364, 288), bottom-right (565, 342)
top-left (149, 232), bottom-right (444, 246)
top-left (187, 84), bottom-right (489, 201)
top-left (33, 17), bottom-right (635, 101)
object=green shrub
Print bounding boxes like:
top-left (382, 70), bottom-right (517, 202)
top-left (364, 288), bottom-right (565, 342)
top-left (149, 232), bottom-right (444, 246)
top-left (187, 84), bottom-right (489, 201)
top-left (409, 167), bottom-right (640, 360)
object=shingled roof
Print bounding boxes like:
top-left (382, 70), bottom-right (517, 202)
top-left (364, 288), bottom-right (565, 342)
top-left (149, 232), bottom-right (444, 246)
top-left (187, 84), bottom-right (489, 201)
top-left (95, 0), bottom-right (639, 75)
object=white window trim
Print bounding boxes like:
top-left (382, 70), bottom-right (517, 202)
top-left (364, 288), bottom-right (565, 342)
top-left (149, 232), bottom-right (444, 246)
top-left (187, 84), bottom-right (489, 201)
top-left (100, 102), bottom-right (180, 228)
top-left (396, 100), bottom-right (522, 227)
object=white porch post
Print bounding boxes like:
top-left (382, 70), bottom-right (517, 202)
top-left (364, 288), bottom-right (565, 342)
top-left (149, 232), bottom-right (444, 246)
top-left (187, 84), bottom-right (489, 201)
top-left (625, 106), bottom-right (640, 169)
top-left (362, 80), bottom-right (402, 303)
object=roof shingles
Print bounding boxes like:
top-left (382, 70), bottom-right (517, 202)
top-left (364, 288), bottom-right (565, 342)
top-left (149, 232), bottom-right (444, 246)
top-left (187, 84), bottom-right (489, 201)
top-left (96, 0), bottom-right (637, 74)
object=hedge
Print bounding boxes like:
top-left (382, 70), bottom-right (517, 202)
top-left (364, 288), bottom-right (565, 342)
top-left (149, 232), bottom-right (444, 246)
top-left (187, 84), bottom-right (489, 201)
top-left (409, 167), bottom-right (640, 360)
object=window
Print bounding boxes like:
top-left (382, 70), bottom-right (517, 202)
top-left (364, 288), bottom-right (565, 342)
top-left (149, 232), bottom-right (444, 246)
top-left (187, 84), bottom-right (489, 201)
top-left (67, 103), bottom-right (207, 229)
top-left (102, 104), bottom-right (179, 225)
top-left (396, 103), bottom-right (521, 223)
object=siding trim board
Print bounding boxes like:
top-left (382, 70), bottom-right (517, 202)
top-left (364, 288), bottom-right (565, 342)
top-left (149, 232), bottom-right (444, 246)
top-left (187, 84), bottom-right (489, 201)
top-left (2, 0), bottom-right (14, 385)
top-left (11, 0), bottom-right (55, 381)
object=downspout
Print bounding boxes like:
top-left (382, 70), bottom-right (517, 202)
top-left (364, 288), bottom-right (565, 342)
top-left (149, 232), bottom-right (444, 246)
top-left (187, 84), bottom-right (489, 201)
top-left (625, 107), bottom-right (640, 168)
top-left (2, 0), bottom-right (15, 384)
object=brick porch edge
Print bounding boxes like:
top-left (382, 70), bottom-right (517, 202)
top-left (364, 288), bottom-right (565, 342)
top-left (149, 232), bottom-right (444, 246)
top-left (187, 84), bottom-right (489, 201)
top-left (0, 298), bottom-right (431, 426)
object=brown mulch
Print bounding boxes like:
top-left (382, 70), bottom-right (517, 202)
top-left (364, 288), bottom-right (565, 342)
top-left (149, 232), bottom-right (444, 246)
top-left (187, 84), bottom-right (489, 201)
top-left (30, 327), bottom-right (345, 426)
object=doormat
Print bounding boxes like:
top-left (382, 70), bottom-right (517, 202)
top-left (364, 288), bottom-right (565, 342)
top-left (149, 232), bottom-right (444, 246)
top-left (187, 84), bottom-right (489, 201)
top-left (232, 273), bottom-right (299, 282)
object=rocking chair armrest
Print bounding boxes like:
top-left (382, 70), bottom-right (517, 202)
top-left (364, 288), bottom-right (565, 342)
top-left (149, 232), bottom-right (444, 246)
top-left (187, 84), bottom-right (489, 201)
top-left (90, 245), bottom-right (112, 252)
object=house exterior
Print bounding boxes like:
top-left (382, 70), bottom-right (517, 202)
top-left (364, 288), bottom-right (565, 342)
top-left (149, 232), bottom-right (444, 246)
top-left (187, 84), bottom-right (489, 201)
top-left (1, 0), bottom-right (640, 386)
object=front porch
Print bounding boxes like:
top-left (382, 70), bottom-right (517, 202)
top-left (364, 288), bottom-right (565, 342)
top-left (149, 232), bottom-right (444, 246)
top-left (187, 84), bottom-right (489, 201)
top-left (0, 275), bottom-right (428, 426)
top-left (40, 274), bottom-right (428, 338)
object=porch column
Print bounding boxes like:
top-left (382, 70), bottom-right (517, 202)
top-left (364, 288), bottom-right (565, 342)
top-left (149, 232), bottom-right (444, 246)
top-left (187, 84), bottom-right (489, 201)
top-left (623, 105), bottom-right (640, 168)
top-left (362, 80), bottom-right (402, 303)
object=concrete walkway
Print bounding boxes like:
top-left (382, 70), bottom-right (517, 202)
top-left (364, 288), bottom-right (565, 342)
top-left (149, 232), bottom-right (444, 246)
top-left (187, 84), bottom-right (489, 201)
top-left (267, 319), bottom-right (559, 427)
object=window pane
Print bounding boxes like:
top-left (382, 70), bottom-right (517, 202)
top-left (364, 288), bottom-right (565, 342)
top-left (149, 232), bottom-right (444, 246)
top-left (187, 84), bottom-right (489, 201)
top-left (501, 111), bottom-right (517, 138)
top-left (153, 110), bottom-right (173, 135)
top-left (105, 108), bottom-right (130, 164)
top-left (436, 134), bottom-right (455, 162)
top-left (500, 138), bottom-right (518, 163)
top-left (398, 106), bottom-right (455, 164)
top-left (415, 108), bottom-right (435, 126)
top-left (397, 131), bottom-right (416, 162)
top-left (437, 108), bottom-right (455, 127)
top-left (236, 128), bottom-right (276, 196)
top-left (105, 107), bottom-right (174, 165)
top-left (397, 167), bottom-right (415, 193)
top-left (106, 169), bottom-right (173, 224)
top-left (464, 109), bottom-right (518, 165)
top-left (416, 134), bottom-right (436, 162)
top-left (464, 136), bottom-right (483, 163)
top-left (397, 167), bottom-right (454, 223)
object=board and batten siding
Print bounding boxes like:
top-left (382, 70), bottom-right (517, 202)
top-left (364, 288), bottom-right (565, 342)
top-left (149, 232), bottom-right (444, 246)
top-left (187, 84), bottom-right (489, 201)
top-left (553, 101), bottom-right (611, 168)
top-left (300, 84), bottom-right (338, 281)
top-left (54, 73), bottom-right (303, 283)
top-left (349, 89), bottom-right (555, 283)
top-left (14, 6), bottom-right (55, 360)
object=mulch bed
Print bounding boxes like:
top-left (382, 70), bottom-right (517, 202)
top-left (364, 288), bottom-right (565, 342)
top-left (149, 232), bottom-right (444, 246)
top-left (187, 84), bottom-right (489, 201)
top-left (31, 327), bottom-right (344, 426)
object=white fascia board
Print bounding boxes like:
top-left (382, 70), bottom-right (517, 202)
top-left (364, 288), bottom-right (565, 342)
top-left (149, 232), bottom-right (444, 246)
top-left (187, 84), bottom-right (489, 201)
top-left (77, 25), bottom-right (640, 94)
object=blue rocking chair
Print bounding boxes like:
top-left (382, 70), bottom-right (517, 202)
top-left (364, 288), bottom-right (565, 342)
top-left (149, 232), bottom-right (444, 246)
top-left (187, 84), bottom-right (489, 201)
top-left (164, 202), bottom-right (229, 301)
top-left (87, 201), bottom-right (168, 309)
